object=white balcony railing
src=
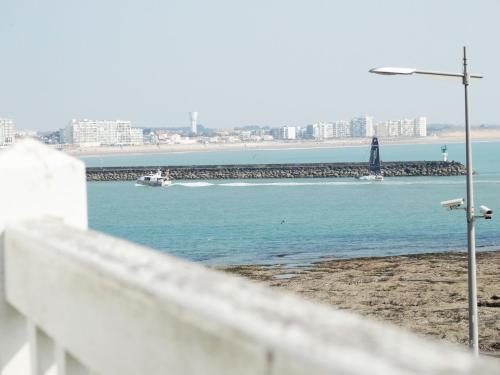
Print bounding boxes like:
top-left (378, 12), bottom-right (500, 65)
top-left (0, 140), bottom-right (498, 375)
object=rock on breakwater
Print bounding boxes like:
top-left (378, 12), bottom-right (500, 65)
top-left (86, 161), bottom-right (467, 181)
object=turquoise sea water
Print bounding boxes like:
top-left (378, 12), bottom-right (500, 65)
top-left (85, 142), bottom-right (500, 265)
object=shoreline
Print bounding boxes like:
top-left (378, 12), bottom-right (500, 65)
top-left (59, 134), bottom-right (500, 158)
top-left (221, 250), bottom-right (500, 355)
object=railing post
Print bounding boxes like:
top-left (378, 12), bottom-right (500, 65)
top-left (28, 321), bottom-right (57, 375)
top-left (0, 140), bottom-right (87, 374)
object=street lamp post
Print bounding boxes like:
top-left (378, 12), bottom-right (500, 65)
top-left (370, 47), bottom-right (483, 356)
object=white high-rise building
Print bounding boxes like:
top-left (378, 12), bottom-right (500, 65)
top-left (308, 122), bottom-right (332, 139)
top-left (351, 116), bottom-right (374, 137)
top-left (64, 119), bottom-right (144, 147)
top-left (190, 112), bottom-right (198, 134)
top-left (399, 119), bottom-right (415, 137)
top-left (308, 121), bottom-right (351, 139)
top-left (0, 119), bottom-right (15, 146)
top-left (279, 126), bottom-right (297, 140)
top-left (64, 120), bottom-right (99, 146)
top-left (376, 121), bottom-right (399, 137)
top-left (130, 128), bottom-right (145, 144)
top-left (414, 117), bottom-right (427, 137)
top-left (307, 123), bottom-right (320, 139)
top-left (376, 117), bottom-right (427, 137)
top-left (332, 120), bottom-right (351, 138)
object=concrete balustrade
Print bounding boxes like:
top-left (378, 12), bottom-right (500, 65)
top-left (0, 140), bottom-right (499, 374)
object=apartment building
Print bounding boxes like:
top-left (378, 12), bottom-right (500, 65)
top-left (64, 120), bottom-right (144, 147)
top-left (0, 119), bottom-right (16, 146)
top-left (376, 117), bottom-right (427, 137)
top-left (350, 116), bottom-right (374, 137)
top-left (279, 126), bottom-right (297, 140)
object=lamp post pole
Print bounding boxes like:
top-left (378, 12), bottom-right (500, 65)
top-left (369, 48), bottom-right (483, 355)
top-left (462, 46), bottom-right (479, 356)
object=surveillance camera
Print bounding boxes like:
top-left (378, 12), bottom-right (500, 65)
top-left (440, 198), bottom-right (464, 210)
top-left (480, 205), bottom-right (493, 219)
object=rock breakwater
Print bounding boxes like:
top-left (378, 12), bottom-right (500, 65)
top-left (86, 161), bottom-right (466, 181)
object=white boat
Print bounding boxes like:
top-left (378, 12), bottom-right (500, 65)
top-left (136, 169), bottom-right (172, 187)
top-left (357, 137), bottom-right (384, 181)
top-left (358, 174), bottom-right (384, 181)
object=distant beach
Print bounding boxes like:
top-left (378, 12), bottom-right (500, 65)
top-left (62, 130), bottom-right (500, 158)
top-left (222, 250), bottom-right (500, 356)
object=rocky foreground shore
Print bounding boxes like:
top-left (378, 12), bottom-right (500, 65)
top-left (87, 161), bottom-right (466, 181)
top-left (222, 251), bottom-right (500, 356)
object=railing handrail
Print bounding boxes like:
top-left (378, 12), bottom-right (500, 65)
top-left (3, 218), bottom-right (499, 374)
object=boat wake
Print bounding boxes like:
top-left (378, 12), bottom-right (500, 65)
top-left (220, 181), bottom-right (363, 187)
top-left (165, 179), bottom-right (500, 188)
top-left (174, 182), bottom-right (214, 188)
top-left (173, 181), bottom-right (368, 188)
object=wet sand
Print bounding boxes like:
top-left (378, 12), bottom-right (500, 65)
top-left (222, 250), bottom-right (500, 355)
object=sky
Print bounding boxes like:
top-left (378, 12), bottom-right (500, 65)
top-left (1, 0), bottom-right (499, 131)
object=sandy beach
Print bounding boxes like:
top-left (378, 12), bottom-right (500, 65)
top-left (222, 250), bottom-right (500, 356)
top-left (62, 130), bottom-right (500, 158)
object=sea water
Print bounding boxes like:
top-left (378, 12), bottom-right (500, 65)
top-left (85, 141), bottom-right (500, 265)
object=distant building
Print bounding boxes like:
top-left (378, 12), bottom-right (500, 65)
top-left (262, 134), bottom-right (274, 141)
top-left (295, 126), bottom-right (308, 139)
top-left (0, 119), bottom-right (15, 146)
top-left (270, 128), bottom-right (280, 139)
top-left (64, 121), bottom-right (98, 147)
top-left (307, 123), bottom-right (320, 139)
top-left (376, 117), bottom-right (427, 137)
top-left (239, 130), bottom-right (253, 141)
top-left (308, 122), bottom-right (331, 139)
top-left (129, 127), bottom-right (145, 144)
top-left (332, 121), bottom-right (351, 138)
top-left (279, 126), bottom-right (296, 140)
top-left (414, 117), bottom-right (427, 137)
top-left (39, 130), bottom-right (62, 145)
top-left (190, 112), bottom-right (198, 134)
top-left (145, 131), bottom-right (159, 144)
top-left (376, 121), bottom-right (400, 137)
top-left (64, 119), bottom-right (144, 147)
top-left (351, 116), bottom-right (374, 137)
top-left (398, 119), bottom-right (415, 137)
top-left (308, 121), bottom-right (351, 139)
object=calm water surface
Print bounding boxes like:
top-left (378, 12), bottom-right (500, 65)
top-left (85, 142), bottom-right (500, 265)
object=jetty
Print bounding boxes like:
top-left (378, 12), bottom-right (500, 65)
top-left (86, 160), bottom-right (467, 181)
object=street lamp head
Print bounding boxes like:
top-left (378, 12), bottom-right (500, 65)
top-left (369, 67), bottom-right (417, 75)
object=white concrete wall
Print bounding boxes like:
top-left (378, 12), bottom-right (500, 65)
top-left (0, 140), bottom-right (499, 374)
top-left (0, 140), bottom-right (87, 375)
top-left (0, 139), bottom-right (87, 231)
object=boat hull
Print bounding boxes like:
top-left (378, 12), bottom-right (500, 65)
top-left (136, 180), bottom-right (172, 187)
top-left (357, 175), bottom-right (384, 181)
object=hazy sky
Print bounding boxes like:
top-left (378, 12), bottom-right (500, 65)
top-left (1, 0), bottom-right (499, 130)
